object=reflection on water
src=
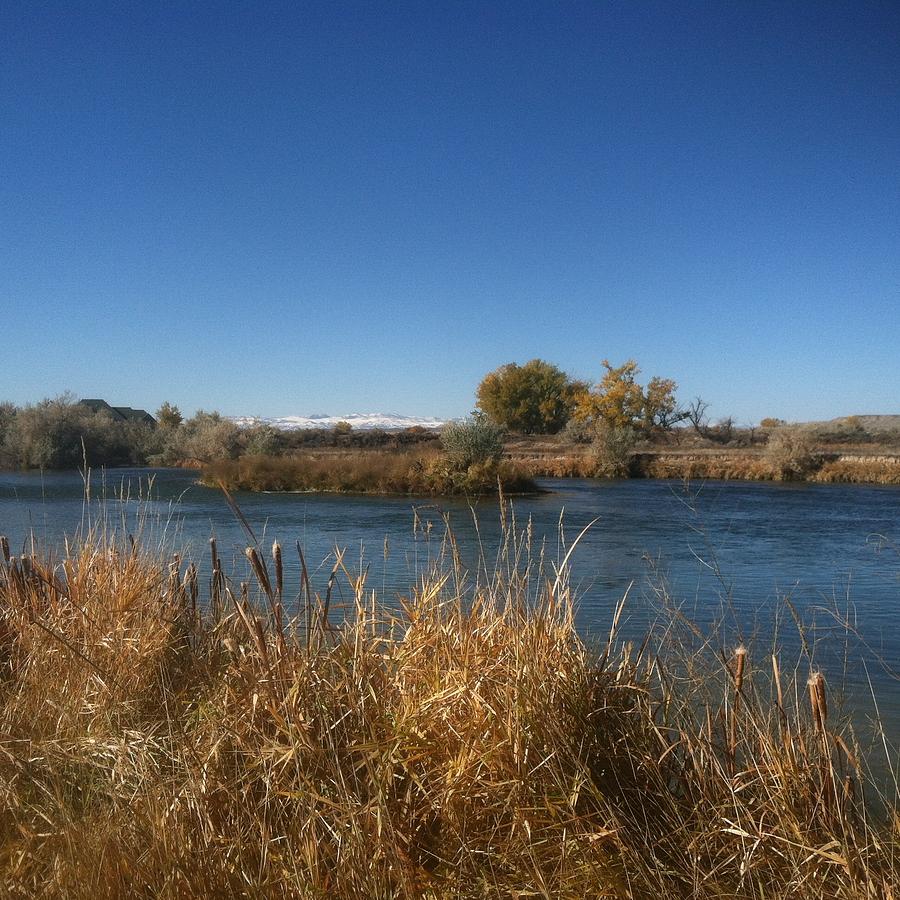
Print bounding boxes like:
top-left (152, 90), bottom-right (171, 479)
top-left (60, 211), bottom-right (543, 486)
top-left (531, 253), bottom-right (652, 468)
top-left (2, 467), bottom-right (899, 755)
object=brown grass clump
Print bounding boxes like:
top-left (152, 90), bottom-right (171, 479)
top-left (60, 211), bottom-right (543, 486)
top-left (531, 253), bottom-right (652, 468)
top-left (0, 515), bottom-right (897, 898)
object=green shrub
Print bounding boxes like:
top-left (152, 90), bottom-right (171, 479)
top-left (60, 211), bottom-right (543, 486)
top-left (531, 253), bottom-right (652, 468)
top-left (440, 415), bottom-right (505, 472)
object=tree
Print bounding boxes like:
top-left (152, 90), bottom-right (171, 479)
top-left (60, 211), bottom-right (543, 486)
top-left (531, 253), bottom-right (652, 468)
top-left (476, 359), bottom-right (583, 434)
top-left (685, 397), bottom-right (710, 435)
top-left (643, 376), bottom-right (684, 430)
top-left (156, 402), bottom-right (183, 429)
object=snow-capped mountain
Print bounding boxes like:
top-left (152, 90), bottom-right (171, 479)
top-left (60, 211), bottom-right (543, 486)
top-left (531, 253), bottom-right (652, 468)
top-left (227, 412), bottom-right (446, 431)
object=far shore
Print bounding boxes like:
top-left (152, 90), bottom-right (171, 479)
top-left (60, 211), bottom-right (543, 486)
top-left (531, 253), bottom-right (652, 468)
top-left (3, 443), bottom-right (900, 490)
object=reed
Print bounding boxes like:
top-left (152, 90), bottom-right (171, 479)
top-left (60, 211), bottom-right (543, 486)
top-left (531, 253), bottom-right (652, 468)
top-left (0, 513), bottom-right (897, 897)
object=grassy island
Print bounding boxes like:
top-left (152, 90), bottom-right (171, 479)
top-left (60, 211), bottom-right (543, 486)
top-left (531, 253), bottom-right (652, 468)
top-left (0, 518), bottom-right (897, 897)
top-left (201, 449), bottom-right (535, 496)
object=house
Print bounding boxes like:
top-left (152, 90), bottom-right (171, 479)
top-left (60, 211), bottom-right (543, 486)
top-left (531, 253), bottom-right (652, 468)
top-left (79, 399), bottom-right (157, 426)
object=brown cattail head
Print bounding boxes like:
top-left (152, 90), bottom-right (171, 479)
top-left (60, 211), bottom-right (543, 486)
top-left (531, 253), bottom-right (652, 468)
top-left (734, 645), bottom-right (747, 694)
top-left (245, 547), bottom-right (272, 598)
top-left (272, 540), bottom-right (283, 599)
top-left (0, 535), bottom-right (9, 564)
top-left (209, 537), bottom-right (219, 572)
top-left (808, 672), bottom-right (827, 733)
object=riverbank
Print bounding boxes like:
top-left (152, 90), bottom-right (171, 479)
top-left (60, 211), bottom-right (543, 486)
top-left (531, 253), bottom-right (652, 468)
top-left (1, 524), bottom-right (897, 898)
top-left (506, 437), bottom-right (900, 485)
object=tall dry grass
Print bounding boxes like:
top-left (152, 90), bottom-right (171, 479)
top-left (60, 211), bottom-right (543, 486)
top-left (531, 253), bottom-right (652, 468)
top-left (0, 510), bottom-right (897, 898)
top-left (514, 447), bottom-right (900, 484)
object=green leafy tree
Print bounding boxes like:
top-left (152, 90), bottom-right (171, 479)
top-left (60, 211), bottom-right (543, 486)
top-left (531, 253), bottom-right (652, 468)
top-left (476, 359), bottom-right (582, 434)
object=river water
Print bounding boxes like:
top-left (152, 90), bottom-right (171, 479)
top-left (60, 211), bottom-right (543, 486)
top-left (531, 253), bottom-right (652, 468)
top-left (2, 467), bottom-right (899, 765)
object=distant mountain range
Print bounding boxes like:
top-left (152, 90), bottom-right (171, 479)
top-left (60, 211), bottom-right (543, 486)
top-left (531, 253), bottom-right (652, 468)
top-left (227, 412), bottom-right (446, 431)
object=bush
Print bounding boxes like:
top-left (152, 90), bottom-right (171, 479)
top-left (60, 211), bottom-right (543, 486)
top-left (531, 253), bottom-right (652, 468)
top-left (159, 411), bottom-right (242, 464)
top-left (561, 416), bottom-right (595, 445)
top-left (440, 415), bottom-right (505, 471)
top-left (590, 424), bottom-right (637, 477)
top-left (765, 428), bottom-right (821, 480)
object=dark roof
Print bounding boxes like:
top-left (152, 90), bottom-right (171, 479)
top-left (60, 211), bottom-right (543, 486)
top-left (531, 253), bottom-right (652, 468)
top-left (79, 399), bottom-right (156, 425)
top-left (113, 406), bottom-right (156, 424)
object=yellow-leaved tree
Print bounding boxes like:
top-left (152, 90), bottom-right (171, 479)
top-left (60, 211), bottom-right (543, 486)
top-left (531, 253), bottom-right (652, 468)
top-left (575, 360), bottom-right (682, 433)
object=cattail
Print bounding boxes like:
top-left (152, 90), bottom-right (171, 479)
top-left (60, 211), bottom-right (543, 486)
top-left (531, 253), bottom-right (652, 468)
top-left (733, 645), bottom-right (747, 696)
top-left (209, 537), bottom-right (219, 572)
top-left (808, 672), bottom-right (828, 734)
top-left (183, 562), bottom-right (198, 607)
top-left (245, 547), bottom-right (272, 598)
top-left (729, 645), bottom-right (748, 759)
top-left (1, 535), bottom-right (11, 564)
top-left (272, 540), bottom-right (283, 599)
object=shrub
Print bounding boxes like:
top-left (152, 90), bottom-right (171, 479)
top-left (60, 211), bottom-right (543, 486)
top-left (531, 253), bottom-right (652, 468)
top-left (561, 416), bottom-right (595, 445)
top-left (765, 428), bottom-right (821, 480)
top-left (440, 415), bottom-right (505, 471)
top-left (160, 411), bottom-right (242, 464)
top-left (590, 423), bottom-right (637, 477)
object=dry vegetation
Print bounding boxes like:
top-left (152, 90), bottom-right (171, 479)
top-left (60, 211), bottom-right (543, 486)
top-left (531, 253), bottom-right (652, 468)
top-left (0, 510), bottom-right (898, 898)
top-left (508, 428), bottom-right (900, 485)
top-left (201, 450), bottom-right (536, 496)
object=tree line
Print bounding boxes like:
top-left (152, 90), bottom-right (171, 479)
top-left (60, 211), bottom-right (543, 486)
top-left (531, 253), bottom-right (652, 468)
top-left (0, 396), bottom-right (438, 470)
top-left (475, 358), bottom-right (690, 436)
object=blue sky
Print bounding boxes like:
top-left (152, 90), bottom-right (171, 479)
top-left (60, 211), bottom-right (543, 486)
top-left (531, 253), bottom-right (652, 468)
top-left (2, 1), bottom-right (898, 422)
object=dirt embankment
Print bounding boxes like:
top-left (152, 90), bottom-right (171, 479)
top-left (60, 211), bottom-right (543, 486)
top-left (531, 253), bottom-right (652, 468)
top-left (503, 433), bottom-right (900, 484)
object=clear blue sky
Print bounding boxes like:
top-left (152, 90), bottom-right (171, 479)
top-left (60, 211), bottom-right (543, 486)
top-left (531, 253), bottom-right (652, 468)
top-left (2, 1), bottom-right (898, 422)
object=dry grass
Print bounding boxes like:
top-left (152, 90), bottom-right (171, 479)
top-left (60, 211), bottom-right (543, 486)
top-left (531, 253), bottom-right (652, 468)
top-left (202, 451), bottom-right (536, 495)
top-left (640, 452), bottom-right (776, 481)
top-left (814, 457), bottom-right (900, 485)
top-left (515, 452), bottom-right (597, 478)
top-left (0, 513), bottom-right (898, 898)
top-left (520, 450), bottom-right (900, 484)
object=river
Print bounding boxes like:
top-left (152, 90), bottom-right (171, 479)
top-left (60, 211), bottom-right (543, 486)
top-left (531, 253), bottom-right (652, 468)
top-left (2, 467), bottom-right (899, 765)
